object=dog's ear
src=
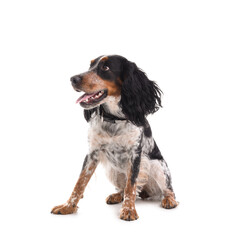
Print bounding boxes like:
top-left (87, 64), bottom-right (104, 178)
top-left (120, 60), bottom-right (162, 126)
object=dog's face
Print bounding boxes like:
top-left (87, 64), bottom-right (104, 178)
top-left (71, 55), bottom-right (162, 126)
top-left (71, 55), bottom-right (124, 109)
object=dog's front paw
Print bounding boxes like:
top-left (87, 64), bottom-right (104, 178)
top-left (51, 203), bottom-right (78, 215)
top-left (161, 196), bottom-right (179, 209)
top-left (120, 207), bottom-right (139, 221)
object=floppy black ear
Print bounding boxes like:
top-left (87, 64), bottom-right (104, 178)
top-left (120, 60), bottom-right (162, 126)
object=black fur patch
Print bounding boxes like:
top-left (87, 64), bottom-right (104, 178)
top-left (166, 174), bottom-right (173, 192)
top-left (163, 161), bottom-right (173, 192)
top-left (84, 108), bottom-right (98, 122)
top-left (139, 190), bottom-right (150, 199)
top-left (143, 123), bottom-right (152, 138)
top-left (84, 105), bottom-right (126, 123)
top-left (120, 60), bottom-right (162, 126)
top-left (81, 150), bottom-right (99, 172)
top-left (131, 137), bottom-right (143, 185)
top-left (148, 141), bottom-right (164, 160)
top-left (81, 155), bottom-right (89, 171)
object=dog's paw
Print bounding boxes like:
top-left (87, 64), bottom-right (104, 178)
top-left (51, 203), bottom-right (78, 215)
top-left (120, 207), bottom-right (139, 221)
top-left (161, 196), bottom-right (179, 209)
top-left (106, 192), bottom-right (123, 204)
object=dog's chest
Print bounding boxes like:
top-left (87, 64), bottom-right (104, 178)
top-left (88, 118), bottom-right (141, 169)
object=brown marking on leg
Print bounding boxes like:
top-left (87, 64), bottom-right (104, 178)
top-left (106, 192), bottom-right (124, 204)
top-left (161, 191), bottom-right (179, 209)
top-left (51, 161), bottom-right (98, 215)
top-left (120, 170), bottom-right (139, 221)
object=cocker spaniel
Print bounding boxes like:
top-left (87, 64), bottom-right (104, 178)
top-left (51, 55), bottom-right (178, 221)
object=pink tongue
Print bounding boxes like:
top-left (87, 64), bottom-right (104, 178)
top-left (76, 92), bottom-right (97, 104)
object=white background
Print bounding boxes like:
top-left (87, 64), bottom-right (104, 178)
top-left (0, 0), bottom-right (242, 239)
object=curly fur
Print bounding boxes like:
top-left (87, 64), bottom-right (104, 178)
top-left (120, 59), bottom-right (162, 126)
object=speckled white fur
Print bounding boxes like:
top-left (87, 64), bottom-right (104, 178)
top-left (86, 98), bottom-right (173, 200)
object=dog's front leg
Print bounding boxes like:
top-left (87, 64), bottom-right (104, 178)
top-left (120, 147), bottom-right (141, 221)
top-left (51, 151), bottom-right (99, 215)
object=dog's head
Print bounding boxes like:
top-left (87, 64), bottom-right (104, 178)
top-left (71, 55), bottom-right (162, 126)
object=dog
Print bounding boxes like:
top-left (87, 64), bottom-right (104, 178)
top-left (51, 55), bottom-right (178, 221)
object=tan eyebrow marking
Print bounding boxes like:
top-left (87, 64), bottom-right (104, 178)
top-left (91, 56), bottom-right (108, 65)
top-left (100, 56), bottom-right (108, 62)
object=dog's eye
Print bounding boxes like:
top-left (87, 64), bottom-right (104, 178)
top-left (102, 65), bottom-right (109, 71)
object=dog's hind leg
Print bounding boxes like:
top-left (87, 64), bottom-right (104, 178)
top-left (51, 150), bottom-right (99, 215)
top-left (148, 160), bottom-right (178, 209)
top-left (159, 160), bottom-right (178, 209)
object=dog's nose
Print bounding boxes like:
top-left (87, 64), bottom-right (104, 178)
top-left (70, 75), bottom-right (82, 85)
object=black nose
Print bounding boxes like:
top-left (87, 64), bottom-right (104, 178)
top-left (70, 75), bottom-right (82, 85)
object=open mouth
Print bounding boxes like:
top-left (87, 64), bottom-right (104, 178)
top-left (76, 89), bottom-right (108, 106)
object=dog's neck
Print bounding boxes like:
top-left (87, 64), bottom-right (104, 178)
top-left (102, 96), bottom-right (125, 118)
